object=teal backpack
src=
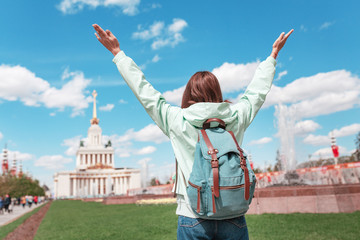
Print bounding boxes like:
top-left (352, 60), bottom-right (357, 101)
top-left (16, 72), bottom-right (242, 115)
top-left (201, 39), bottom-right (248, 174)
top-left (186, 118), bottom-right (256, 219)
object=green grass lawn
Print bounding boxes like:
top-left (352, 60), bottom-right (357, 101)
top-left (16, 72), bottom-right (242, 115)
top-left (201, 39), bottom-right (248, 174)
top-left (0, 203), bottom-right (46, 239)
top-left (34, 200), bottom-right (360, 240)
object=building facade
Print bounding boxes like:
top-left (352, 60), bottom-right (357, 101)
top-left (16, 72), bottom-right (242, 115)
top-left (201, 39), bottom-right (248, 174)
top-left (54, 90), bottom-right (141, 198)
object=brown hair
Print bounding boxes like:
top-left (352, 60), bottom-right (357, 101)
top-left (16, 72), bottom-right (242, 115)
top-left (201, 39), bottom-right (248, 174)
top-left (181, 71), bottom-right (224, 108)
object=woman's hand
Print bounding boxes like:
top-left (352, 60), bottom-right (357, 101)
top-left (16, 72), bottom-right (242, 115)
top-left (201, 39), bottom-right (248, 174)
top-left (271, 29), bottom-right (294, 59)
top-left (93, 24), bottom-right (120, 56)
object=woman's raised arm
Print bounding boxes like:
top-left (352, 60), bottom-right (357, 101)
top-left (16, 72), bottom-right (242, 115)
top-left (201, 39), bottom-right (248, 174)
top-left (270, 29), bottom-right (294, 59)
top-left (93, 24), bottom-right (121, 56)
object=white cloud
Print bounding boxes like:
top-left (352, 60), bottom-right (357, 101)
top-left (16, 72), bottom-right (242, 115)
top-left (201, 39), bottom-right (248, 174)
top-left (294, 120), bottom-right (321, 136)
top-left (138, 157), bottom-right (151, 166)
top-left (135, 146), bottom-right (156, 155)
top-left (168, 18), bottom-right (187, 33)
top-left (63, 124), bottom-right (166, 159)
top-left (163, 60), bottom-right (260, 106)
top-left (35, 155), bottom-right (73, 170)
top-left (249, 137), bottom-right (272, 145)
top-left (0, 132), bottom-right (3, 140)
top-left (264, 70), bottom-right (360, 118)
top-left (163, 86), bottom-right (185, 106)
top-left (139, 54), bottom-right (161, 70)
top-left (62, 135), bottom-right (84, 156)
top-left (0, 65), bottom-right (92, 117)
top-left (41, 70), bottom-right (92, 117)
top-left (152, 54), bottom-right (160, 63)
top-left (311, 146), bottom-right (348, 159)
top-left (212, 61), bottom-right (260, 93)
top-left (303, 134), bottom-right (330, 146)
top-left (303, 123), bottom-right (360, 146)
top-left (7, 150), bottom-right (35, 162)
top-left (130, 124), bottom-right (169, 143)
top-left (119, 99), bottom-right (127, 104)
top-left (99, 103), bottom-right (115, 111)
top-left (300, 25), bottom-right (307, 32)
top-left (319, 21), bottom-right (335, 30)
top-left (57, 0), bottom-right (141, 15)
top-left (133, 21), bottom-right (164, 40)
top-left (0, 64), bottom-right (49, 106)
top-left (275, 70), bottom-right (288, 81)
top-left (332, 123), bottom-right (360, 138)
top-left (133, 18), bottom-right (188, 50)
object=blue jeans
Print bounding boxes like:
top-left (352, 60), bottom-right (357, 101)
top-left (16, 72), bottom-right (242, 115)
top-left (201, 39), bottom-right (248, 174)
top-left (177, 215), bottom-right (249, 240)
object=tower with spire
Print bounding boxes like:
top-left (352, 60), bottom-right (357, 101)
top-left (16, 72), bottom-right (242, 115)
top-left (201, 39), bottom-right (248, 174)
top-left (54, 90), bottom-right (141, 199)
top-left (331, 132), bottom-right (339, 165)
top-left (2, 144), bottom-right (9, 174)
top-left (76, 90), bottom-right (114, 169)
top-left (10, 153), bottom-right (17, 176)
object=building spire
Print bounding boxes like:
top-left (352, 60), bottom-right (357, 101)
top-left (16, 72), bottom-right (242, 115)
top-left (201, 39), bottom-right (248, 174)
top-left (90, 90), bottom-right (99, 125)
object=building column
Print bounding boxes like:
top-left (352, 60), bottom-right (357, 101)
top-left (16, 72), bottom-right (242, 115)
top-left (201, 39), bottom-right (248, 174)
top-left (119, 177), bottom-right (123, 194)
top-left (73, 178), bottom-right (77, 196)
top-left (125, 177), bottom-right (129, 194)
top-left (100, 178), bottom-right (103, 195)
top-left (96, 178), bottom-right (99, 195)
top-left (76, 155), bottom-right (80, 167)
top-left (89, 178), bottom-right (93, 195)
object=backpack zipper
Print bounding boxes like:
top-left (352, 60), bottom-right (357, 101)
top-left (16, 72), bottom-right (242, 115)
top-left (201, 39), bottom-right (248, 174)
top-left (217, 184), bottom-right (245, 190)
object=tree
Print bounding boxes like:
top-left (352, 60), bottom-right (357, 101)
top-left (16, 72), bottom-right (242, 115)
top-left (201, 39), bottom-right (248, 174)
top-left (149, 177), bottom-right (160, 186)
top-left (353, 132), bottom-right (360, 161)
top-left (0, 174), bottom-right (45, 198)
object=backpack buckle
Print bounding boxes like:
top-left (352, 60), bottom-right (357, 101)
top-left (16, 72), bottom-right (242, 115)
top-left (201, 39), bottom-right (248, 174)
top-left (207, 149), bottom-right (218, 155)
top-left (211, 159), bottom-right (219, 168)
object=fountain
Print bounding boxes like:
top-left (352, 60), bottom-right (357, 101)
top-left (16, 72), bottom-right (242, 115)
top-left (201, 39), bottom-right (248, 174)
top-left (275, 104), bottom-right (297, 172)
top-left (246, 104), bottom-right (360, 214)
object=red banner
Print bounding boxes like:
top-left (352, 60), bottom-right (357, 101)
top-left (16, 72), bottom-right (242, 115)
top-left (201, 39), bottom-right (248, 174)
top-left (331, 145), bottom-right (339, 158)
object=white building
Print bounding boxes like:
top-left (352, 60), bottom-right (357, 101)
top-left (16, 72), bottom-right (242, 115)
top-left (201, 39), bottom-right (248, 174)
top-left (54, 90), bottom-right (141, 199)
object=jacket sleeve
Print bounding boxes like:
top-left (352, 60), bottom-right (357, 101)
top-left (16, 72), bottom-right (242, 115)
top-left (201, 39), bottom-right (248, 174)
top-left (113, 51), bottom-right (179, 136)
top-left (232, 56), bottom-right (276, 129)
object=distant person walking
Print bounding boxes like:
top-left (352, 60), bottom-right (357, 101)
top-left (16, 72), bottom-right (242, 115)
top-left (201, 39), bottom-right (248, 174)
top-left (28, 195), bottom-right (33, 208)
top-left (93, 24), bottom-right (293, 240)
top-left (4, 194), bottom-right (11, 213)
top-left (0, 196), bottom-right (3, 214)
top-left (21, 196), bottom-right (26, 208)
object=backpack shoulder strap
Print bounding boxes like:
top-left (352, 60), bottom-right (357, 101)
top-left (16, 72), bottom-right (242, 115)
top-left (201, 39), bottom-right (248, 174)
top-left (200, 129), bottom-right (220, 198)
top-left (228, 131), bottom-right (250, 201)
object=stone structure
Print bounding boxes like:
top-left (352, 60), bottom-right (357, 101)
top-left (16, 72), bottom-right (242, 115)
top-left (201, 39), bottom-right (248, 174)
top-left (247, 183), bottom-right (360, 214)
top-left (54, 90), bottom-right (141, 199)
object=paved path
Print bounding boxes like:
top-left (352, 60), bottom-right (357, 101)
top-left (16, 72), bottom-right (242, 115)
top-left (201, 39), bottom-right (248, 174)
top-left (0, 203), bottom-right (45, 227)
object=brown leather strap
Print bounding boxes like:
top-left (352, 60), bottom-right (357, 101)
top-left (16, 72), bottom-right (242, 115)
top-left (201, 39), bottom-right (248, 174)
top-left (197, 188), bottom-right (201, 213)
top-left (200, 129), bottom-right (220, 198)
top-left (228, 131), bottom-right (250, 201)
top-left (173, 158), bottom-right (178, 198)
top-left (212, 188), bottom-right (216, 213)
top-left (203, 118), bottom-right (226, 130)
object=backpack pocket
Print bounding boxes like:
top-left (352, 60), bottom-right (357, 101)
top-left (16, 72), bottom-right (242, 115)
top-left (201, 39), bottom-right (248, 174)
top-left (187, 181), bottom-right (206, 215)
top-left (210, 180), bottom-right (256, 218)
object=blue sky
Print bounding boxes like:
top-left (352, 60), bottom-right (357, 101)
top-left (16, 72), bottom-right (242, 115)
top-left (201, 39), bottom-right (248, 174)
top-left (0, 0), bottom-right (359, 191)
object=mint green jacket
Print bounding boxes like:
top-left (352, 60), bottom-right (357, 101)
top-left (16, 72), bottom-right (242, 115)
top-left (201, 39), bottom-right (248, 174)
top-left (113, 51), bottom-right (276, 216)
